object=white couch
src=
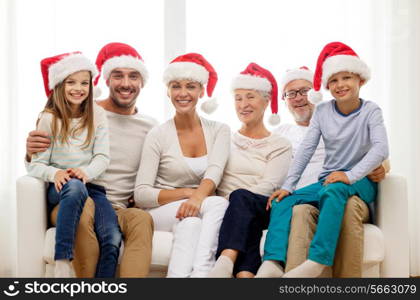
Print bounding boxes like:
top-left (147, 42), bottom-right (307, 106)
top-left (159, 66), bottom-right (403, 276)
top-left (16, 174), bottom-right (410, 278)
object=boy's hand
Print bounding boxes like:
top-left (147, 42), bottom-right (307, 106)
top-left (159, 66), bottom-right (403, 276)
top-left (324, 171), bottom-right (350, 185)
top-left (367, 165), bottom-right (386, 183)
top-left (67, 168), bottom-right (88, 184)
top-left (54, 170), bottom-right (71, 192)
top-left (266, 189), bottom-right (290, 210)
top-left (26, 130), bottom-right (50, 161)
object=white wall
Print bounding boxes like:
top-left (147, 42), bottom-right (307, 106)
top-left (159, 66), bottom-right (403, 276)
top-left (384, 0), bottom-right (420, 276)
top-left (185, 0), bottom-right (388, 130)
top-left (0, 0), bottom-right (18, 277)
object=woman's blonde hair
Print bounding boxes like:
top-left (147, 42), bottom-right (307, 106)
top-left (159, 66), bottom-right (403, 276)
top-left (42, 71), bottom-right (94, 149)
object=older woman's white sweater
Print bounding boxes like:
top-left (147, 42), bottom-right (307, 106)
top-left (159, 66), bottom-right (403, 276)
top-left (217, 131), bottom-right (292, 198)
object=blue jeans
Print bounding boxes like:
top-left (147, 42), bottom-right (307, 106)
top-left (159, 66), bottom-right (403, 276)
top-left (47, 179), bottom-right (122, 278)
top-left (263, 177), bottom-right (377, 266)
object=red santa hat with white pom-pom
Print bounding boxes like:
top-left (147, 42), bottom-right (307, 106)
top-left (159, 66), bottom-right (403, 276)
top-left (41, 51), bottom-right (97, 97)
top-left (163, 53), bottom-right (218, 114)
top-left (231, 62), bottom-right (280, 126)
top-left (94, 42), bottom-right (149, 98)
top-left (309, 41), bottom-right (371, 104)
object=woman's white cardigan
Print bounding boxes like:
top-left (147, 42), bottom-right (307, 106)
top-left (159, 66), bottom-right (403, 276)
top-left (134, 116), bottom-right (230, 208)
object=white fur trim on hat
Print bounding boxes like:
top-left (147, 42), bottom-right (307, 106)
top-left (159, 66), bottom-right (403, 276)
top-left (102, 55), bottom-right (149, 84)
top-left (48, 53), bottom-right (98, 90)
top-left (163, 62), bottom-right (209, 85)
top-left (322, 55), bottom-right (370, 88)
top-left (280, 69), bottom-right (313, 92)
top-left (231, 74), bottom-right (272, 92)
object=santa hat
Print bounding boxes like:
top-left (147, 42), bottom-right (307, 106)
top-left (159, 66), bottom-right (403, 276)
top-left (231, 62), bottom-right (280, 126)
top-left (40, 51), bottom-right (97, 97)
top-left (280, 66), bottom-right (314, 99)
top-left (94, 42), bottom-right (149, 97)
top-left (163, 53), bottom-right (218, 114)
top-left (309, 41), bottom-right (371, 104)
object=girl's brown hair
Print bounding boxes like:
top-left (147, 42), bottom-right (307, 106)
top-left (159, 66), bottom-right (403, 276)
top-left (43, 71), bottom-right (94, 149)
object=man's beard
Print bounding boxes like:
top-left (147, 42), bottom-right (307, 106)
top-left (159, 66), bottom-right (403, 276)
top-left (292, 108), bottom-right (312, 123)
top-left (110, 95), bottom-right (136, 108)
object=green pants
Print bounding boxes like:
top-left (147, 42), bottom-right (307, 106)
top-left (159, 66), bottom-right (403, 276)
top-left (263, 177), bottom-right (377, 266)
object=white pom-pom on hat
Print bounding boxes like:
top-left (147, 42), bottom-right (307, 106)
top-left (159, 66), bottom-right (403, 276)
top-left (200, 97), bottom-right (218, 114)
top-left (93, 86), bottom-right (102, 99)
top-left (308, 89), bottom-right (323, 104)
top-left (268, 113), bottom-right (281, 126)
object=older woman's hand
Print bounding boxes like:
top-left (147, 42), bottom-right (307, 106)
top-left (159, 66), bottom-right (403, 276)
top-left (176, 196), bottom-right (202, 220)
top-left (266, 189), bottom-right (290, 210)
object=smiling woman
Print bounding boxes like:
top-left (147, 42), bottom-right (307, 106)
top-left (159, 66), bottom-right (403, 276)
top-left (168, 80), bottom-right (204, 114)
top-left (134, 53), bottom-right (231, 277)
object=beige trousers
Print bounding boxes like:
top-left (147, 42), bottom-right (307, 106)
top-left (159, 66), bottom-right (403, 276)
top-left (285, 196), bottom-right (369, 277)
top-left (51, 198), bottom-right (154, 278)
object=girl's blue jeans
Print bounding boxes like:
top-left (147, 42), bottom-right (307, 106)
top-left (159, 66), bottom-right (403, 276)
top-left (47, 178), bottom-right (122, 277)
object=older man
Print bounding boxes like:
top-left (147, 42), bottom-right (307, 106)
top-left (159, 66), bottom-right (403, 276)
top-left (259, 67), bottom-right (388, 277)
top-left (25, 42), bottom-right (157, 277)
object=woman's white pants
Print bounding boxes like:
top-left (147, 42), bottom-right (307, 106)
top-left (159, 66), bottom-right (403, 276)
top-left (147, 196), bottom-right (228, 277)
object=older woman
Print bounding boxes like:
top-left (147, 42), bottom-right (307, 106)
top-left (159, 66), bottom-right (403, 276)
top-left (208, 63), bottom-right (292, 278)
top-left (134, 53), bottom-right (230, 278)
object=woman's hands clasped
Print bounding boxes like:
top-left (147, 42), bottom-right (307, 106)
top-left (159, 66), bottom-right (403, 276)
top-left (176, 196), bottom-right (202, 220)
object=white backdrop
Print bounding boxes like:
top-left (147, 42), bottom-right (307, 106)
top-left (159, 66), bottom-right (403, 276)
top-left (1, 0), bottom-right (419, 277)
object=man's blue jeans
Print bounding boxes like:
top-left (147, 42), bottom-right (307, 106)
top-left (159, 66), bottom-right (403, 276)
top-left (47, 179), bottom-right (122, 277)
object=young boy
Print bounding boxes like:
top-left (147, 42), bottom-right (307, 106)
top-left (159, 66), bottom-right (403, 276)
top-left (256, 42), bottom-right (389, 278)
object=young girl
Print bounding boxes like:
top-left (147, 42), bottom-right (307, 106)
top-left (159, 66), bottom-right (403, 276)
top-left (27, 52), bottom-right (121, 278)
top-left (257, 42), bottom-right (389, 278)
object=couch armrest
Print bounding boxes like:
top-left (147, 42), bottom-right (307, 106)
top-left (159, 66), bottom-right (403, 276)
top-left (16, 175), bottom-right (48, 277)
top-left (376, 174), bottom-right (410, 277)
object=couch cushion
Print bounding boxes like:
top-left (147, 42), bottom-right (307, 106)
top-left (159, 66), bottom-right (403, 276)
top-left (44, 224), bottom-right (383, 269)
top-left (362, 224), bottom-right (385, 263)
top-left (44, 228), bottom-right (173, 269)
top-left (151, 231), bottom-right (173, 268)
